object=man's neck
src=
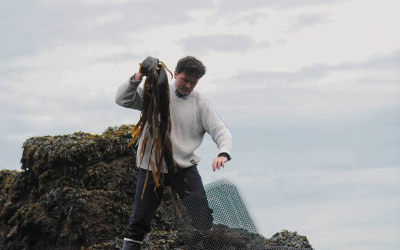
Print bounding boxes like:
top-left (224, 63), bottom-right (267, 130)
top-left (172, 81), bottom-right (191, 99)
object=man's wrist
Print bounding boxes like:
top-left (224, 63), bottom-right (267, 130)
top-left (218, 152), bottom-right (231, 161)
top-left (130, 73), bottom-right (142, 83)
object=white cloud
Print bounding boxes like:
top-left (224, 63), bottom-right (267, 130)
top-left (287, 13), bottom-right (330, 32)
top-left (179, 34), bottom-right (256, 55)
top-left (219, 167), bottom-right (400, 249)
top-left (254, 197), bottom-right (399, 250)
top-left (93, 12), bottom-right (124, 26)
top-left (81, 0), bottom-right (135, 5)
top-left (214, 0), bottom-right (345, 13)
top-left (197, 50), bottom-right (400, 123)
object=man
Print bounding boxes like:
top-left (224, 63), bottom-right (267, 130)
top-left (115, 56), bottom-right (232, 250)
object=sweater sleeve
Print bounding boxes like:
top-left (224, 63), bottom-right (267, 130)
top-left (115, 77), bottom-right (143, 110)
top-left (200, 97), bottom-right (232, 155)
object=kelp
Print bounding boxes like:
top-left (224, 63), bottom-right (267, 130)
top-left (129, 56), bottom-right (179, 199)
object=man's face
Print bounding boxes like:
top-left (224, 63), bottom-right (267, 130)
top-left (174, 71), bottom-right (200, 96)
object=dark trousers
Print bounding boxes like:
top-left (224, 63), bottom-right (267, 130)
top-left (124, 165), bottom-right (213, 241)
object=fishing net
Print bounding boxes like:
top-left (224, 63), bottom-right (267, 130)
top-left (205, 179), bottom-right (258, 233)
top-left (163, 179), bottom-right (313, 250)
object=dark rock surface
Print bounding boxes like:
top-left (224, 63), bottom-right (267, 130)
top-left (0, 125), bottom-right (313, 249)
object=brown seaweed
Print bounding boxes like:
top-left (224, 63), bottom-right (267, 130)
top-left (130, 56), bottom-right (178, 197)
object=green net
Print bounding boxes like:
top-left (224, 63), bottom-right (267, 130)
top-left (160, 179), bottom-right (313, 249)
top-left (205, 179), bottom-right (258, 234)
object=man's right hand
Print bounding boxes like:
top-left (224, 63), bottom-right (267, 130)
top-left (134, 62), bottom-right (162, 82)
top-left (133, 72), bottom-right (143, 82)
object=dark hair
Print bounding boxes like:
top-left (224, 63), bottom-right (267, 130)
top-left (175, 56), bottom-right (206, 78)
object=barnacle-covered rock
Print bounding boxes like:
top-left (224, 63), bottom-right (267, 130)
top-left (21, 125), bottom-right (135, 172)
top-left (141, 226), bottom-right (313, 250)
top-left (1, 125), bottom-right (137, 250)
top-left (266, 230), bottom-right (313, 249)
top-left (0, 125), bottom-right (313, 249)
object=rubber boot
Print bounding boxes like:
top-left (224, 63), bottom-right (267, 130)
top-left (122, 238), bottom-right (142, 250)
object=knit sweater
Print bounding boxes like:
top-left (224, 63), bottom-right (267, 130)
top-left (115, 78), bottom-right (232, 172)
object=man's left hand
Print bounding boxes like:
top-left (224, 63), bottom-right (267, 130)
top-left (212, 156), bottom-right (228, 172)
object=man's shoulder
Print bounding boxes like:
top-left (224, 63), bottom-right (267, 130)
top-left (190, 90), bottom-right (207, 102)
top-left (191, 91), bottom-right (215, 112)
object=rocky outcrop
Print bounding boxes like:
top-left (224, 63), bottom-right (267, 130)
top-left (0, 125), bottom-right (313, 249)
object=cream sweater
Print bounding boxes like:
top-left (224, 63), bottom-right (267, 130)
top-left (115, 78), bottom-right (232, 172)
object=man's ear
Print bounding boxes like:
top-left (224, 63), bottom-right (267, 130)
top-left (174, 70), bottom-right (177, 79)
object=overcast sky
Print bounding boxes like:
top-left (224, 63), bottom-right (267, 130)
top-left (1, 0), bottom-right (399, 249)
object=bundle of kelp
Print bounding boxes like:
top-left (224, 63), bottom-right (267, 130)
top-left (129, 56), bottom-right (181, 200)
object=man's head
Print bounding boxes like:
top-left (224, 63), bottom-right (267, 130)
top-left (174, 56), bottom-right (206, 96)
top-left (175, 56), bottom-right (206, 78)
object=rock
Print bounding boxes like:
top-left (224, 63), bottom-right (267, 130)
top-left (265, 230), bottom-right (313, 249)
top-left (0, 125), bottom-right (313, 249)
